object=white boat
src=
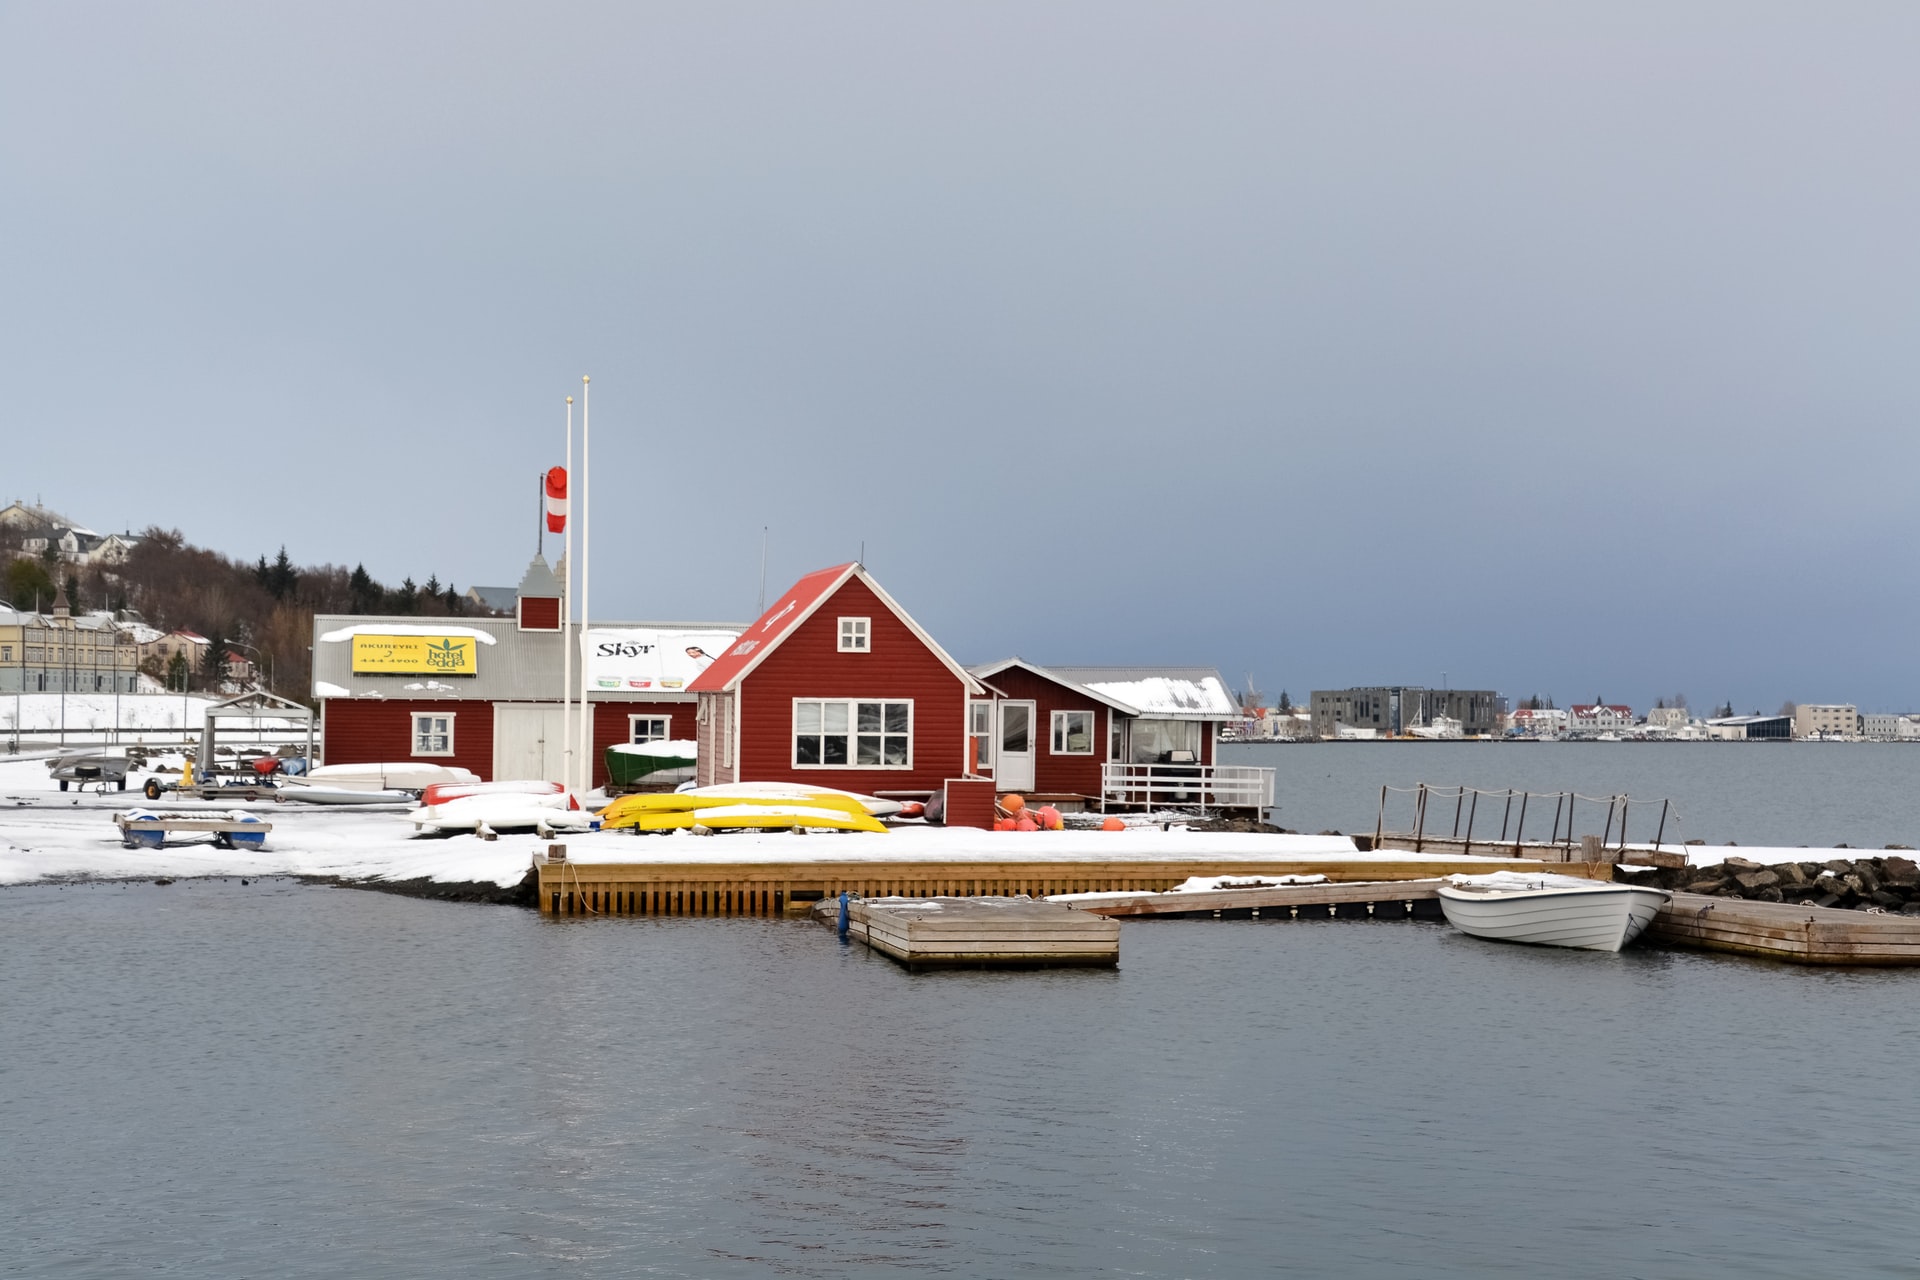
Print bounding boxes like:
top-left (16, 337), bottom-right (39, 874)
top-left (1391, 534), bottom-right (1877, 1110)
top-left (1437, 873), bottom-right (1671, 952)
top-left (411, 791), bottom-right (595, 835)
top-left (297, 763), bottom-right (481, 793)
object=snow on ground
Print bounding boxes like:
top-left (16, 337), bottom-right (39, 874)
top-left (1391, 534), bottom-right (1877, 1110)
top-left (0, 693), bottom-right (249, 734)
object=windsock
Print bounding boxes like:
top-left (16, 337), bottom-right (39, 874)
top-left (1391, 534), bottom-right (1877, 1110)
top-left (545, 466), bottom-right (568, 533)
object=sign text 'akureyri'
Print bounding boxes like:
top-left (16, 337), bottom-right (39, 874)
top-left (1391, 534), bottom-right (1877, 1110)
top-left (349, 634), bottom-right (479, 675)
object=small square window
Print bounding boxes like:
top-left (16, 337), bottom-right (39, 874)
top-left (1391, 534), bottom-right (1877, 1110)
top-left (411, 713), bottom-right (454, 756)
top-left (630, 716), bottom-right (670, 744)
top-left (837, 617), bottom-right (870, 652)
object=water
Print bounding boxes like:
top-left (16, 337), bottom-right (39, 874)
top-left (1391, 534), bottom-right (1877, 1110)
top-left (7, 880), bottom-right (1920, 1278)
top-left (1221, 740), bottom-right (1920, 849)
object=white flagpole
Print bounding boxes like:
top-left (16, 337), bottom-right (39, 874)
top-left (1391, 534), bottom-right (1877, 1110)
top-left (579, 374), bottom-right (592, 798)
top-left (562, 394), bottom-right (575, 796)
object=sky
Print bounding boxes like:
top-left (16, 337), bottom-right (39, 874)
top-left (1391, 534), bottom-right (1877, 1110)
top-left (4, 2), bottom-right (1917, 712)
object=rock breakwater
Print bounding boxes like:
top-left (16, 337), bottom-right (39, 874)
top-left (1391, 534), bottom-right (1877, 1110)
top-left (1625, 855), bottom-right (1920, 914)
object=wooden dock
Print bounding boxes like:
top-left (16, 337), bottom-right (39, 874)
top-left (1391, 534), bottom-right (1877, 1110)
top-left (532, 854), bottom-right (1599, 917)
top-left (1649, 892), bottom-right (1920, 965)
top-left (826, 896), bottom-right (1120, 969)
top-left (1060, 878), bottom-right (1452, 921)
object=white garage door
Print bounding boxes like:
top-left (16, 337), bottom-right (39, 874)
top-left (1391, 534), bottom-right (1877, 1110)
top-left (493, 704), bottom-right (568, 783)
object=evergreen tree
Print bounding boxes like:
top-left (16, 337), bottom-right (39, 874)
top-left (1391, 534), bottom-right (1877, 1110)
top-left (443, 585), bottom-right (462, 613)
top-left (424, 573), bottom-right (441, 598)
top-left (254, 555), bottom-right (272, 590)
top-left (167, 650), bottom-right (190, 692)
top-left (348, 564), bottom-right (378, 613)
top-left (202, 631), bottom-right (227, 687)
top-left (268, 546), bottom-right (298, 601)
top-left (1277, 689), bottom-right (1292, 713)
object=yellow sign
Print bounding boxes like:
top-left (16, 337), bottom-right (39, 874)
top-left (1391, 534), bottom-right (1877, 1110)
top-left (350, 634), bottom-right (479, 676)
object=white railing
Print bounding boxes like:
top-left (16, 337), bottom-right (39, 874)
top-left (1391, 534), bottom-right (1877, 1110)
top-left (1101, 763), bottom-right (1276, 812)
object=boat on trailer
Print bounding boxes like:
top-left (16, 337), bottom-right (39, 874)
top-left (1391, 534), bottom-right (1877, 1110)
top-left (1438, 873), bottom-right (1671, 952)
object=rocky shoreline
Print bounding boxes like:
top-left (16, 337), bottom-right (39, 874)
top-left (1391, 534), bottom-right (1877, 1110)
top-left (321, 868), bottom-right (539, 908)
top-left (1624, 854), bottom-right (1920, 913)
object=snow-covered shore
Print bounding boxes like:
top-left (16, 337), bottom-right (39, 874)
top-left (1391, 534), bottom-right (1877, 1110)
top-left (0, 757), bottom-right (1852, 893)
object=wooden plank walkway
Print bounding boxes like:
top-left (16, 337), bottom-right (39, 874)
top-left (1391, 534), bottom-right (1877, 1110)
top-left (831, 897), bottom-right (1119, 969)
top-left (532, 855), bottom-right (1600, 916)
top-left (1649, 892), bottom-right (1920, 965)
top-left (1059, 878), bottom-right (1452, 921)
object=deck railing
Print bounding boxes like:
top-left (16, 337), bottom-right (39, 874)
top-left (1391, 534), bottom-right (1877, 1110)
top-left (1100, 762), bottom-right (1276, 813)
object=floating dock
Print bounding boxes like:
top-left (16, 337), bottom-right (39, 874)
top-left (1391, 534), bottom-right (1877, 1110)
top-left (827, 896), bottom-right (1120, 969)
top-left (532, 854), bottom-right (1606, 916)
top-left (1650, 892), bottom-right (1920, 965)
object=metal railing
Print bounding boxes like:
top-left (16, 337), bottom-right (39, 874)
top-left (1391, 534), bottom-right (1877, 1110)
top-left (1101, 762), bottom-right (1276, 812)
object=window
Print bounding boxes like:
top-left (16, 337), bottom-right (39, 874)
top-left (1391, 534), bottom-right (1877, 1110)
top-left (1129, 718), bottom-right (1200, 764)
top-left (1051, 709), bottom-right (1094, 754)
top-left (837, 617), bottom-right (870, 652)
top-left (969, 700), bottom-right (994, 771)
top-left (411, 712), bottom-right (454, 756)
top-left (629, 716), bottom-right (671, 744)
top-left (794, 699), bottom-right (910, 767)
top-left (1, 646), bottom-right (9, 661)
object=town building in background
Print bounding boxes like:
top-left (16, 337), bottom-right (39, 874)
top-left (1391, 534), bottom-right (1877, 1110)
top-left (1568, 703), bottom-right (1636, 738)
top-left (1310, 686), bottom-right (1501, 738)
top-left (1794, 703), bottom-right (1860, 739)
top-left (1706, 714), bottom-right (1793, 741)
top-left (0, 588), bottom-right (139, 693)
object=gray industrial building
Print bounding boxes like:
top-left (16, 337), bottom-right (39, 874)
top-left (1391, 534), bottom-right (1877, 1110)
top-left (1310, 686), bottom-right (1503, 738)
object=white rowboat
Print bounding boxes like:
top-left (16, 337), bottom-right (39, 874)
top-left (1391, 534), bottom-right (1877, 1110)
top-left (1438, 875), bottom-right (1671, 952)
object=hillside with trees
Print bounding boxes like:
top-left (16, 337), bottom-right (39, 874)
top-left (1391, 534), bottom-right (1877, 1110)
top-left (7, 528), bottom-right (497, 705)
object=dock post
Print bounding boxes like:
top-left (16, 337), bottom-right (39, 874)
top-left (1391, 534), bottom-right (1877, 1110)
top-left (1602, 797), bottom-right (1616, 849)
top-left (837, 890), bottom-right (850, 938)
top-left (1548, 792), bottom-right (1562, 844)
top-left (1463, 788), bottom-right (1478, 854)
top-left (1499, 789), bottom-right (1513, 843)
top-left (1654, 799), bottom-right (1669, 849)
top-left (1374, 786), bottom-right (1386, 850)
top-left (1563, 793), bottom-right (1575, 856)
top-left (1414, 784), bottom-right (1427, 852)
top-left (1514, 790), bottom-right (1530, 849)
top-left (1619, 796), bottom-right (1629, 852)
top-left (1451, 786), bottom-right (1464, 838)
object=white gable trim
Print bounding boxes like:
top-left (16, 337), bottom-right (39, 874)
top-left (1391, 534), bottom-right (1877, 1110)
top-left (967, 657), bottom-right (1140, 716)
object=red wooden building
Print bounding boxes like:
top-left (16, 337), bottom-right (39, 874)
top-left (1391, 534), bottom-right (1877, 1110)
top-left (688, 563), bottom-right (996, 823)
top-left (311, 555), bottom-right (743, 788)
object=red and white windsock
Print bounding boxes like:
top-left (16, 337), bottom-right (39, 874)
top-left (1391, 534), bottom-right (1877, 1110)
top-left (545, 466), bottom-right (569, 533)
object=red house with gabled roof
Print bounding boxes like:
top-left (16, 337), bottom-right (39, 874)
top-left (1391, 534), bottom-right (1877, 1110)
top-left (688, 564), bottom-right (991, 810)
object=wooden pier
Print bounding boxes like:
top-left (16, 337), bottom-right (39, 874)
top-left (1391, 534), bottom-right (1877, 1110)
top-left (1650, 892), bottom-right (1920, 965)
top-left (532, 854), bottom-right (1585, 917)
top-left (1060, 878), bottom-right (1454, 921)
top-left (825, 896), bottom-right (1120, 969)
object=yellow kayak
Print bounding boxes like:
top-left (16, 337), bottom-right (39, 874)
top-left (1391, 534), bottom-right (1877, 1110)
top-left (619, 803), bottom-right (886, 833)
top-left (599, 790), bottom-right (877, 830)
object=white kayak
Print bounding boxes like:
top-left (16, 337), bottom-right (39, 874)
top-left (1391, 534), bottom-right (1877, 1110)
top-left (671, 781), bottom-right (904, 818)
top-left (411, 791), bottom-right (596, 835)
top-left (1438, 873), bottom-right (1671, 953)
top-left (301, 763), bottom-right (482, 792)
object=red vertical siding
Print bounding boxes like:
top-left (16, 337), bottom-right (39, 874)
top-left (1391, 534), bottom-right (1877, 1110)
top-left (978, 667), bottom-right (1110, 798)
top-left (943, 777), bottom-right (996, 830)
top-left (738, 576), bottom-right (967, 794)
top-left (320, 699), bottom-right (495, 780)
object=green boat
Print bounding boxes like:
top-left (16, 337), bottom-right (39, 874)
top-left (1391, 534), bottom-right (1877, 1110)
top-left (606, 739), bottom-right (697, 791)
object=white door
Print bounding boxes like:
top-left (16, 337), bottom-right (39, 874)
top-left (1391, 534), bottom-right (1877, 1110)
top-left (493, 704), bottom-right (568, 782)
top-left (998, 701), bottom-right (1036, 791)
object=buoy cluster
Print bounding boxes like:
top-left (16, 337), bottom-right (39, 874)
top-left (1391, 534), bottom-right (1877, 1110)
top-left (992, 794), bottom-right (1129, 831)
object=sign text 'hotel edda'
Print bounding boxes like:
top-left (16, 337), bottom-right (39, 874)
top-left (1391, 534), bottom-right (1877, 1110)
top-left (349, 635), bottom-right (479, 676)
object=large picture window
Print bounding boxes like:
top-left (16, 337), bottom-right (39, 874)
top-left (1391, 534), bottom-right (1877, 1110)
top-left (411, 712), bottom-right (454, 756)
top-left (794, 699), bottom-right (911, 767)
top-left (1050, 709), bottom-right (1094, 754)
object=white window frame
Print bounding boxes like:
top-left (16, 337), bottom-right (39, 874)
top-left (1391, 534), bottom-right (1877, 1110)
top-left (968, 700), bottom-right (994, 771)
top-left (411, 711), bottom-right (455, 757)
top-left (1051, 709), bottom-right (1096, 755)
top-left (629, 715), bottom-right (671, 744)
top-left (837, 617), bottom-right (871, 653)
top-left (791, 697), bottom-right (913, 769)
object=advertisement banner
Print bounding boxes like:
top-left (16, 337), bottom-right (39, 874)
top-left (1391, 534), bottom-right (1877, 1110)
top-left (585, 628), bottom-right (739, 693)
top-left (350, 634), bottom-right (480, 676)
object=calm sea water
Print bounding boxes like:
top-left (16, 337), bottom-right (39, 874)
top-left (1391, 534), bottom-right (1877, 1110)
top-left (1220, 740), bottom-right (1920, 849)
top-left (7, 880), bottom-right (1920, 1278)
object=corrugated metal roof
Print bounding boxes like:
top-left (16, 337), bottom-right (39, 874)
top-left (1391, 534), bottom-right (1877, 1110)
top-left (312, 613), bottom-right (745, 702)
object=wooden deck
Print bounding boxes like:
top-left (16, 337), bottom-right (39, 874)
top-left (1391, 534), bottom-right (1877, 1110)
top-left (532, 855), bottom-right (1600, 916)
top-left (827, 896), bottom-right (1120, 969)
top-left (1650, 892), bottom-right (1920, 965)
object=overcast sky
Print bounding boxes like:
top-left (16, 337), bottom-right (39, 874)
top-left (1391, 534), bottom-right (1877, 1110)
top-left (4, 3), bottom-right (1916, 711)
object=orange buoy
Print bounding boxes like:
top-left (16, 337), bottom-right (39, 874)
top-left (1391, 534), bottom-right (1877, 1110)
top-left (1002, 794), bottom-right (1026, 813)
top-left (993, 817), bottom-right (1017, 831)
top-left (1101, 816), bottom-right (1126, 831)
top-left (1035, 804), bottom-right (1063, 831)
top-left (1014, 814), bottom-right (1039, 832)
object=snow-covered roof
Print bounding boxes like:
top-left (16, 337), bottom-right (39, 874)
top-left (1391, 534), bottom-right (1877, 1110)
top-left (1047, 666), bottom-right (1237, 719)
top-left (967, 659), bottom-right (1141, 714)
top-left (317, 623), bottom-right (500, 645)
